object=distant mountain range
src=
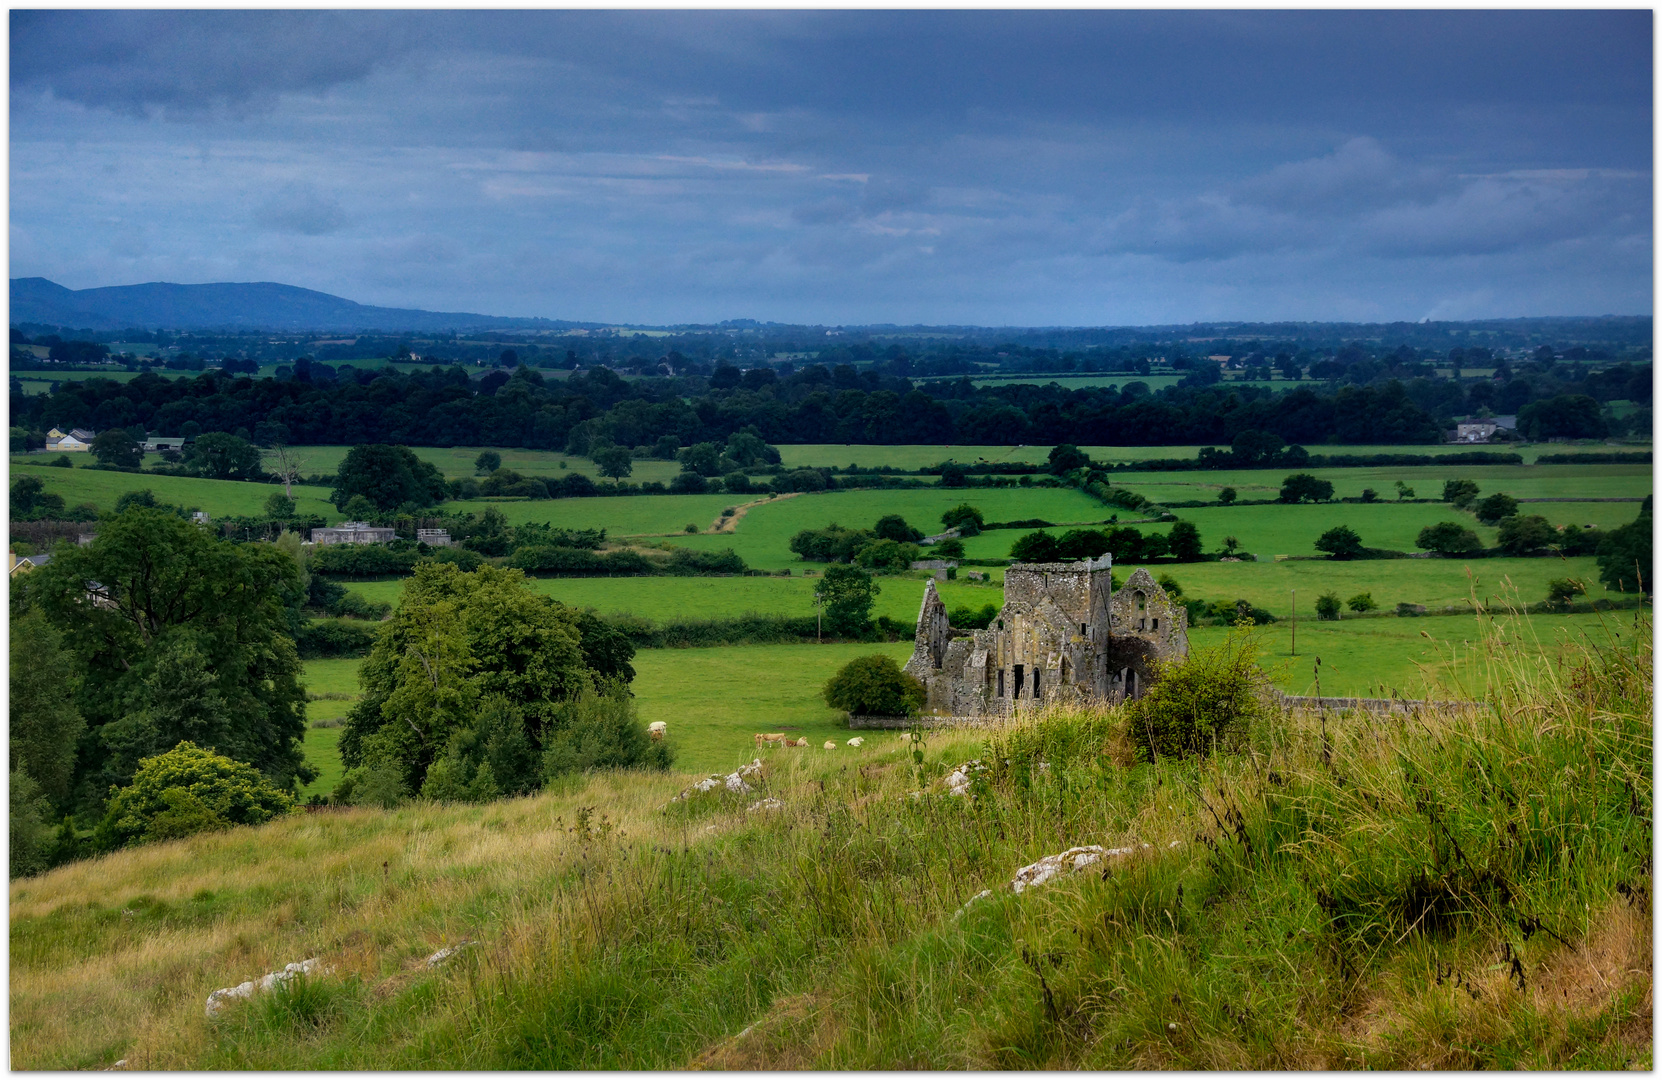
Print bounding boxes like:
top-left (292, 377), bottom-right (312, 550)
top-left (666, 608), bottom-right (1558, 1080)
top-left (9, 278), bottom-right (589, 333)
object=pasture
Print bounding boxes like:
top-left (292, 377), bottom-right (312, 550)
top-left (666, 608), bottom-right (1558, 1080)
top-left (340, 573), bottom-right (997, 631)
top-left (1115, 461), bottom-right (1651, 503)
top-left (274, 445), bottom-right (685, 486)
top-left (631, 641), bottom-right (916, 774)
top-left (776, 441), bottom-right (1648, 470)
top-left (441, 492), bottom-right (739, 535)
top-left (1190, 608), bottom-right (1641, 699)
top-left (661, 486), bottom-right (1110, 569)
top-left (8, 459), bottom-right (338, 520)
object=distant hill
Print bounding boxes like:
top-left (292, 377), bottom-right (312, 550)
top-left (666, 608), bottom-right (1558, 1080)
top-left (9, 278), bottom-right (587, 333)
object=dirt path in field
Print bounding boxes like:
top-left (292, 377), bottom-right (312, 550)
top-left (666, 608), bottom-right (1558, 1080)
top-left (710, 492), bottom-right (801, 533)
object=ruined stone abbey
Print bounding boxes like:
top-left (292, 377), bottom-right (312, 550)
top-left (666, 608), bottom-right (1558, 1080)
top-left (903, 556), bottom-right (1188, 717)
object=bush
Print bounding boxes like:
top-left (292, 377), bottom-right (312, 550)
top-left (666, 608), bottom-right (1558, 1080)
top-left (1473, 492), bottom-right (1519, 525)
top-left (542, 680), bottom-right (671, 778)
top-left (1546, 577), bottom-right (1587, 608)
top-left (96, 742), bottom-right (293, 849)
top-left (1416, 521), bottom-right (1484, 555)
top-left (666, 547), bottom-right (747, 575)
top-left (295, 618), bottom-right (381, 659)
top-left (1496, 514), bottom-right (1555, 556)
top-left (946, 602), bottom-right (999, 630)
top-left (311, 544), bottom-right (420, 576)
top-left (873, 514), bottom-right (924, 543)
top-left (1279, 473), bottom-right (1334, 503)
top-left (328, 591), bottom-right (392, 620)
top-left (1314, 592), bottom-right (1342, 620)
top-left (1010, 530), bottom-right (1059, 562)
top-left (933, 537), bottom-right (967, 559)
top-left (1315, 525), bottom-right (1365, 559)
top-left (823, 654), bottom-right (926, 716)
top-left (1346, 592), bottom-right (1378, 613)
top-left (1217, 487), bottom-right (1237, 505)
top-left (1597, 502), bottom-right (1652, 593)
top-left (1442, 479), bottom-right (1480, 508)
top-left (940, 503), bottom-right (984, 536)
top-left (1127, 629), bottom-right (1269, 761)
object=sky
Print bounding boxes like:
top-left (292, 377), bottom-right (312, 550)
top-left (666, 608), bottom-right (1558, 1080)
top-left (9, 10), bottom-right (1654, 326)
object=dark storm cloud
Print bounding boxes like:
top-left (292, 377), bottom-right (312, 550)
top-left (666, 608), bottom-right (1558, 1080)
top-left (9, 10), bottom-right (1651, 323)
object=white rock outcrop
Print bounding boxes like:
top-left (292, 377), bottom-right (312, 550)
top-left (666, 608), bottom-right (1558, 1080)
top-left (673, 759), bottom-right (766, 802)
top-left (205, 958), bottom-right (328, 1018)
top-left (945, 759), bottom-right (988, 797)
top-left (747, 797), bottom-right (783, 813)
top-left (425, 941), bottom-right (477, 967)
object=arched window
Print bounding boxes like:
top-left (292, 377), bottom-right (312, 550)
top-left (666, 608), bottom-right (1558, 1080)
top-left (1134, 591), bottom-right (1147, 630)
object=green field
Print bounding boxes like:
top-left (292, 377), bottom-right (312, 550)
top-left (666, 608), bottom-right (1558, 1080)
top-left (631, 641), bottom-right (916, 774)
top-left (662, 486), bottom-right (1110, 569)
top-left (1122, 554), bottom-right (1621, 616)
top-left (274, 445), bottom-right (686, 486)
top-left (1116, 462), bottom-right (1651, 503)
top-left (8, 459), bottom-right (338, 521)
top-left (440, 492), bottom-right (740, 535)
top-left (342, 572), bottom-right (999, 629)
top-left (776, 442), bottom-right (1648, 469)
top-left (1190, 608), bottom-right (1641, 699)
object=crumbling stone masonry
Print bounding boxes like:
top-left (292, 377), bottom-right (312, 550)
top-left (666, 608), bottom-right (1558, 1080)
top-left (904, 556), bottom-right (1188, 717)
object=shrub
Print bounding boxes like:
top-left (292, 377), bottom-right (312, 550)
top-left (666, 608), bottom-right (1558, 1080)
top-left (311, 544), bottom-right (420, 576)
top-left (855, 538), bottom-right (923, 572)
top-left (1416, 521), bottom-right (1483, 555)
top-left (1155, 573), bottom-right (1183, 598)
top-left (823, 654), bottom-right (926, 716)
top-left (1442, 479), bottom-right (1480, 508)
top-left (933, 537), bottom-right (966, 559)
top-left (1315, 525), bottom-right (1365, 559)
top-left (1217, 487), bottom-right (1237, 505)
top-left (542, 680), bottom-right (671, 779)
top-left (1009, 530), bottom-right (1059, 562)
top-left (666, 547), bottom-right (747, 575)
top-left (1314, 592), bottom-right (1342, 620)
top-left (1126, 629), bottom-right (1269, 761)
top-left (946, 602), bottom-right (999, 630)
top-left (940, 503), bottom-right (984, 536)
top-left (1597, 501), bottom-right (1652, 593)
top-left (1360, 488), bottom-right (1379, 503)
top-left (329, 591), bottom-right (392, 620)
top-left (96, 742), bottom-right (293, 849)
top-left (873, 514), bottom-right (924, 543)
top-left (1473, 492), bottom-right (1519, 525)
top-left (1496, 514), bottom-right (1555, 556)
top-left (1279, 473), bottom-right (1334, 503)
top-left (1546, 577), bottom-right (1587, 608)
top-left (1346, 592), bottom-right (1378, 613)
top-left (1168, 520), bottom-right (1203, 561)
top-left (295, 618), bottom-right (380, 659)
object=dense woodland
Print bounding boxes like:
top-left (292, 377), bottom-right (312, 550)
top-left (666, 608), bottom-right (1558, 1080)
top-left (10, 334), bottom-right (1651, 452)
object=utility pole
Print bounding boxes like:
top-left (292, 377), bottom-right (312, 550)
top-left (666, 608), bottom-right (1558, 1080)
top-left (1291, 588), bottom-right (1296, 657)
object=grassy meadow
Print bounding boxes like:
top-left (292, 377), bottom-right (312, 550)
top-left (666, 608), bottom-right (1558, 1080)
top-left (12, 610), bottom-right (1650, 1069)
top-left (271, 445), bottom-right (686, 487)
top-left (9, 458), bottom-right (339, 521)
top-left (1116, 462), bottom-right (1651, 504)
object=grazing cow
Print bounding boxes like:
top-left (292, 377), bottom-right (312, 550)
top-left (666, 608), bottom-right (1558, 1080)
top-left (648, 721), bottom-right (667, 741)
top-left (754, 732), bottom-right (788, 748)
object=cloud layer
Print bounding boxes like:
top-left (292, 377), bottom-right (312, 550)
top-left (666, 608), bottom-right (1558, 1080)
top-left (10, 11), bottom-right (1651, 324)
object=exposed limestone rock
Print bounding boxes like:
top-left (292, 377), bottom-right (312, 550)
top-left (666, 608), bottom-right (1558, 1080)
top-left (673, 759), bottom-right (766, 802)
top-left (205, 957), bottom-right (328, 1018)
top-left (425, 941), bottom-right (477, 967)
top-left (747, 797), bottom-right (784, 813)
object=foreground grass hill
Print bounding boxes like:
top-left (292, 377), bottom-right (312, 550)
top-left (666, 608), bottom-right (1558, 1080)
top-left (10, 613), bottom-right (1651, 1069)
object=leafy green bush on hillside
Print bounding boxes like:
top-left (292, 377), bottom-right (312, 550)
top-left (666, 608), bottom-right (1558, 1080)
top-left (95, 742), bottom-right (293, 849)
top-left (823, 654), bottom-right (926, 716)
top-left (1127, 628), bottom-right (1270, 761)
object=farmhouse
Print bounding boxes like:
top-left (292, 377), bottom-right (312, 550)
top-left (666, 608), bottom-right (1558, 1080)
top-left (44, 427), bottom-right (96, 451)
top-left (904, 556), bottom-right (1188, 717)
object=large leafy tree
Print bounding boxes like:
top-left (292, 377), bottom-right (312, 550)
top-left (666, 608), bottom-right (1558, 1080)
top-left (1597, 498), bottom-right (1652, 593)
top-left (1315, 525), bottom-right (1365, 559)
top-left (188, 432), bottom-right (263, 480)
top-left (1416, 521), bottom-right (1484, 555)
top-left (331, 443), bottom-right (449, 512)
top-left (20, 508), bottom-right (312, 809)
top-left (10, 609), bottom-right (86, 810)
top-left (814, 563), bottom-right (879, 636)
top-left (340, 563), bottom-right (616, 791)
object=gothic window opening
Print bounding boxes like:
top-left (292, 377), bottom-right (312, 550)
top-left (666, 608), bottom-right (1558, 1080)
top-left (998, 669), bottom-right (1005, 697)
top-left (1033, 668), bottom-right (1042, 699)
top-left (1014, 664), bottom-right (1025, 699)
